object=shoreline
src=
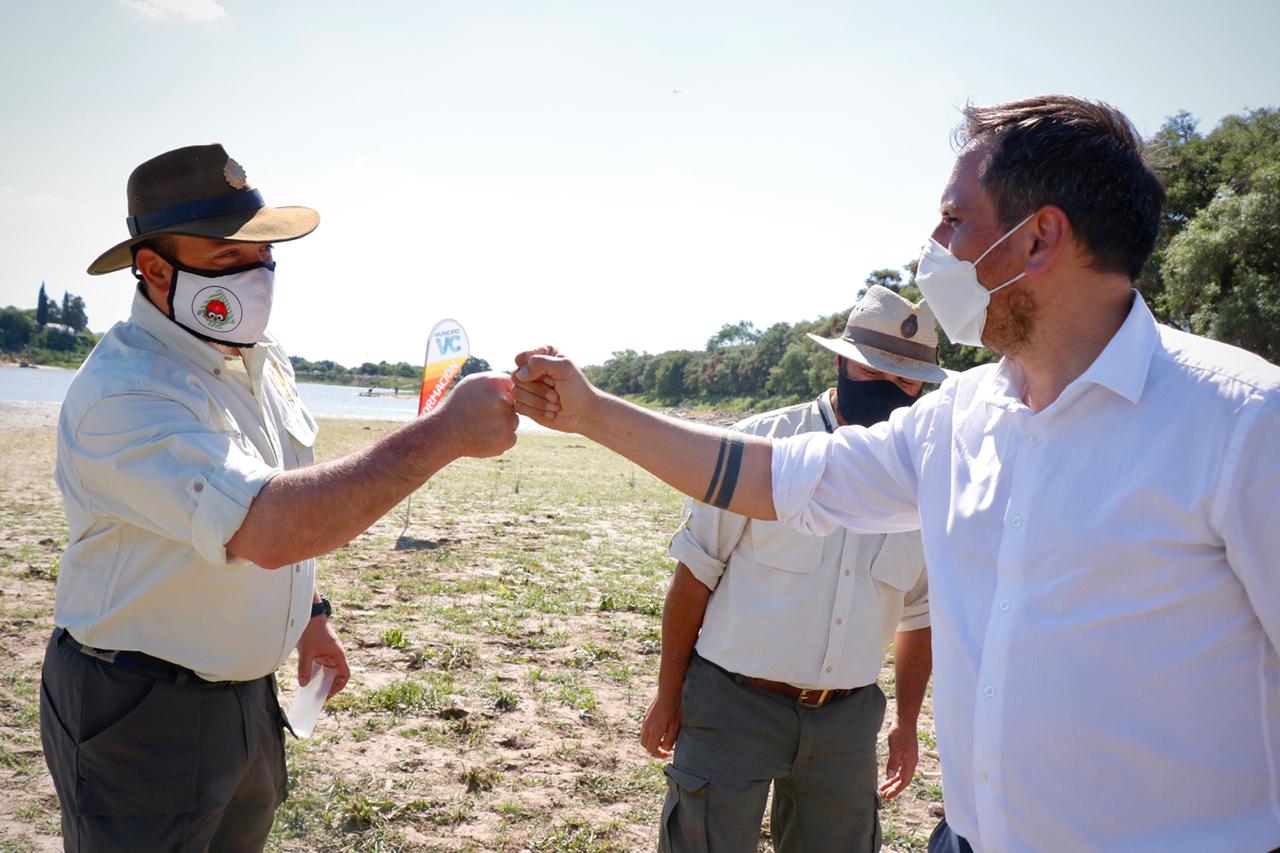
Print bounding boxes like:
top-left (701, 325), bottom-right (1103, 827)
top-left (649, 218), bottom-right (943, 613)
top-left (0, 359), bottom-right (73, 371)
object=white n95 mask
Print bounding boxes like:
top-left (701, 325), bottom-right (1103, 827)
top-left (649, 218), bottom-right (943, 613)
top-left (915, 212), bottom-right (1035, 348)
top-left (164, 259), bottom-right (276, 348)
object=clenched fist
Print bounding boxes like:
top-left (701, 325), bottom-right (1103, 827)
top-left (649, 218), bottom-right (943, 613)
top-left (437, 371), bottom-right (519, 458)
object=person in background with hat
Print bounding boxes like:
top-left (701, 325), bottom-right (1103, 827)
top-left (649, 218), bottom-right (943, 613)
top-left (641, 286), bottom-right (942, 852)
top-left (41, 144), bottom-right (518, 852)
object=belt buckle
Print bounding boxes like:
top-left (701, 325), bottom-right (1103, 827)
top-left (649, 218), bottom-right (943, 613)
top-left (796, 688), bottom-right (829, 709)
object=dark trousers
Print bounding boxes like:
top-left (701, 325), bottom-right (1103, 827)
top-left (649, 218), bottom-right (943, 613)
top-left (40, 629), bottom-right (288, 853)
top-left (928, 819), bottom-right (975, 853)
top-left (659, 654), bottom-right (886, 852)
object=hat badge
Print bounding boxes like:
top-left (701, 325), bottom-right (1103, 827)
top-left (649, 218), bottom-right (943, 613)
top-left (223, 158), bottom-right (249, 190)
top-left (900, 314), bottom-right (919, 338)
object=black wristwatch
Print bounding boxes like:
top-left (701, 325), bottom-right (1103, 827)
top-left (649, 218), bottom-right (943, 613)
top-left (310, 594), bottom-right (331, 619)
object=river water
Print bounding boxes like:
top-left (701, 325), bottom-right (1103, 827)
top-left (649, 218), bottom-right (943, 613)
top-left (0, 365), bottom-right (545, 429)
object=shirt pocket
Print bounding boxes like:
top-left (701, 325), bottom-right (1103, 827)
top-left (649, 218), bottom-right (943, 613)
top-left (870, 532), bottom-right (924, 592)
top-left (283, 401), bottom-right (319, 466)
top-left (748, 519), bottom-right (824, 574)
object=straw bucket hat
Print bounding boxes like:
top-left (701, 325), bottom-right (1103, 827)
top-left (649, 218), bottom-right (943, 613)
top-left (88, 143), bottom-right (319, 274)
top-left (807, 285), bottom-right (950, 384)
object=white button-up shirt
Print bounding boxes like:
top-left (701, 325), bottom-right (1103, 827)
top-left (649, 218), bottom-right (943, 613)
top-left (53, 288), bottom-right (318, 682)
top-left (670, 393), bottom-right (928, 690)
top-left (771, 294), bottom-right (1280, 852)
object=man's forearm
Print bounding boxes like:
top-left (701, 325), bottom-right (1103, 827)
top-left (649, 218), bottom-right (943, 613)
top-left (227, 408), bottom-right (463, 569)
top-left (892, 627), bottom-right (932, 724)
top-left (583, 394), bottom-right (777, 521)
top-left (657, 563), bottom-right (713, 696)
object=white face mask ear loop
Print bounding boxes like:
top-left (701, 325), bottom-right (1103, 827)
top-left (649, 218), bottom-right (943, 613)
top-left (974, 210), bottom-right (1038, 267)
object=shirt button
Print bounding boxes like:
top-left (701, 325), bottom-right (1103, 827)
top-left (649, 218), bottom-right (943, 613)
top-left (1030, 435), bottom-right (1041, 446)
top-left (192, 482), bottom-right (204, 493)
top-left (213, 368), bottom-right (221, 375)
top-left (826, 666), bottom-right (832, 673)
top-left (289, 619), bottom-right (295, 627)
top-left (295, 566), bottom-right (300, 573)
top-left (1010, 515), bottom-right (1024, 529)
top-left (980, 771), bottom-right (990, 783)
top-left (999, 599), bottom-right (1011, 612)
top-left (836, 618), bottom-right (843, 625)
top-left (844, 569), bottom-right (850, 576)
top-left (983, 685), bottom-right (997, 697)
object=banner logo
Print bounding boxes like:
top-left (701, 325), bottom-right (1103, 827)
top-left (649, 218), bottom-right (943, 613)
top-left (419, 319), bottom-right (469, 415)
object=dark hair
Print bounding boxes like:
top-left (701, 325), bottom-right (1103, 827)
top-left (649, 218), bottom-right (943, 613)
top-left (129, 233), bottom-right (180, 265)
top-left (956, 96), bottom-right (1165, 281)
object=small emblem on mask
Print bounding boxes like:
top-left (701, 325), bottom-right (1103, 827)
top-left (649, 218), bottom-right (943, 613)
top-left (223, 158), bottom-right (250, 190)
top-left (900, 315), bottom-right (919, 338)
top-left (192, 286), bottom-right (242, 332)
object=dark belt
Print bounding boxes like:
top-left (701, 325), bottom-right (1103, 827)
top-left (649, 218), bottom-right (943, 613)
top-left (698, 653), bottom-right (867, 709)
top-left (55, 627), bottom-right (237, 688)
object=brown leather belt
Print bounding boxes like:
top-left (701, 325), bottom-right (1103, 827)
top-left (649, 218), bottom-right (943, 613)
top-left (696, 653), bottom-right (865, 709)
top-left (739, 676), bottom-right (858, 708)
top-left (55, 627), bottom-right (238, 688)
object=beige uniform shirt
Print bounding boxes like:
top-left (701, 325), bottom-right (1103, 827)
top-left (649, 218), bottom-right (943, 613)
top-left (53, 288), bottom-right (318, 682)
top-left (668, 393), bottom-right (928, 690)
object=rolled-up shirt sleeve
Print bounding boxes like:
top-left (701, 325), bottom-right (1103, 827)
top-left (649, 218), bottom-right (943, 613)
top-left (898, 562), bottom-right (930, 632)
top-left (667, 497), bottom-right (751, 592)
top-left (772, 398), bottom-right (927, 537)
top-left (64, 393), bottom-right (278, 568)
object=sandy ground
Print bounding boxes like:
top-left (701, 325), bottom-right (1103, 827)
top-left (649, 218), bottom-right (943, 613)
top-left (0, 401), bottom-right (62, 429)
top-left (0, 409), bottom-right (942, 852)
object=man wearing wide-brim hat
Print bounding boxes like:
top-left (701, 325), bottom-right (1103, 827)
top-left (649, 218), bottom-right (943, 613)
top-left (640, 285), bottom-right (942, 852)
top-left (42, 144), bottom-right (519, 851)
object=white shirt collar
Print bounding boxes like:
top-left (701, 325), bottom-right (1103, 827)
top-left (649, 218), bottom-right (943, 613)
top-left (985, 290), bottom-right (1158, 411)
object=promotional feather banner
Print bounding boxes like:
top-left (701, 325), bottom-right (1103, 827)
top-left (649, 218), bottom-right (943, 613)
top-left (418, 319), bottom-right (469, 415)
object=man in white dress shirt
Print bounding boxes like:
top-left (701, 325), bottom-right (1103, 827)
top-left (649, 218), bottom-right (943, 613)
top-left (642, 287), bottom-right (939, 852)
top-left (512, 95), bottom-right (1280, 853)
top-left (42, 144), bottom-right (518, 852)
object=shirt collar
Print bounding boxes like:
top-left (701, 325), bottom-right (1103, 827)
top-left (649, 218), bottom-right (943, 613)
top-left (1069, 291), bottom-right (1158, 404)
top-left (129, 285), bottom-right (231, 376)
top-left (984, 290), bottom-right (1158, 410)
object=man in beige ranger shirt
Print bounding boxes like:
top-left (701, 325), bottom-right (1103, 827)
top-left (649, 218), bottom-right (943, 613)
top-left (41, 144), bottom-right (518, 852)
top-left (641, 286), bottom-right (941, 852)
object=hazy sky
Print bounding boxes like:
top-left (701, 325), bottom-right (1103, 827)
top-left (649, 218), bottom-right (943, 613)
top-left (3, 0), bottom-right (1278, 368)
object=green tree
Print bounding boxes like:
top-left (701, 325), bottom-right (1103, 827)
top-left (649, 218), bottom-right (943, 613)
top-left (458, 355), bottom-right (490, 379)
top-left (0, 307), bottom-right (34, 351)
top-left (587, 349), bottom-right (651, 396)
top-left (741, 322), bottom-right (795, 394)
top-left (706, 320), bottom-right (760, 351)
top-left (36, 282), bottom-right (49, 327)
top-left (60, 292), bottom-right (89, 332)
top-left (1144, 107), bottom-right (1280, 331)
top-left (766, 346), bottom-right (814, 399)
top-left (650, 352), bottom-right (692, 403)
top-left (861, 268), bottom-right (903, 296)
top-left (1159, 163), bottom-right (1280, 363)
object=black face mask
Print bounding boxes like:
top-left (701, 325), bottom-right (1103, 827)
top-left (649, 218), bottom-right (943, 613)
top-left (835, 359), bottom-right (916, 428)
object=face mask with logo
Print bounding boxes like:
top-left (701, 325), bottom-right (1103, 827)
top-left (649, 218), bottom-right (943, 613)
top-left (835, 359), bottom-right (917, 427)
top-left (914, 212), bottom-right (1035, 348)
top-left (151, 257), bottom-right (276, 348)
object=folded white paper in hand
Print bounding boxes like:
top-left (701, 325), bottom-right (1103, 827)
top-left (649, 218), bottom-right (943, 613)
top-left (287, 662), bottom-right (336, 738)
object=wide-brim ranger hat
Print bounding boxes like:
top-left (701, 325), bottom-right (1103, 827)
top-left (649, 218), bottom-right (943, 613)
top-left (807, 285), bottom-right (951, 384)
top-left (87, 143), bottom-right (319, 274)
